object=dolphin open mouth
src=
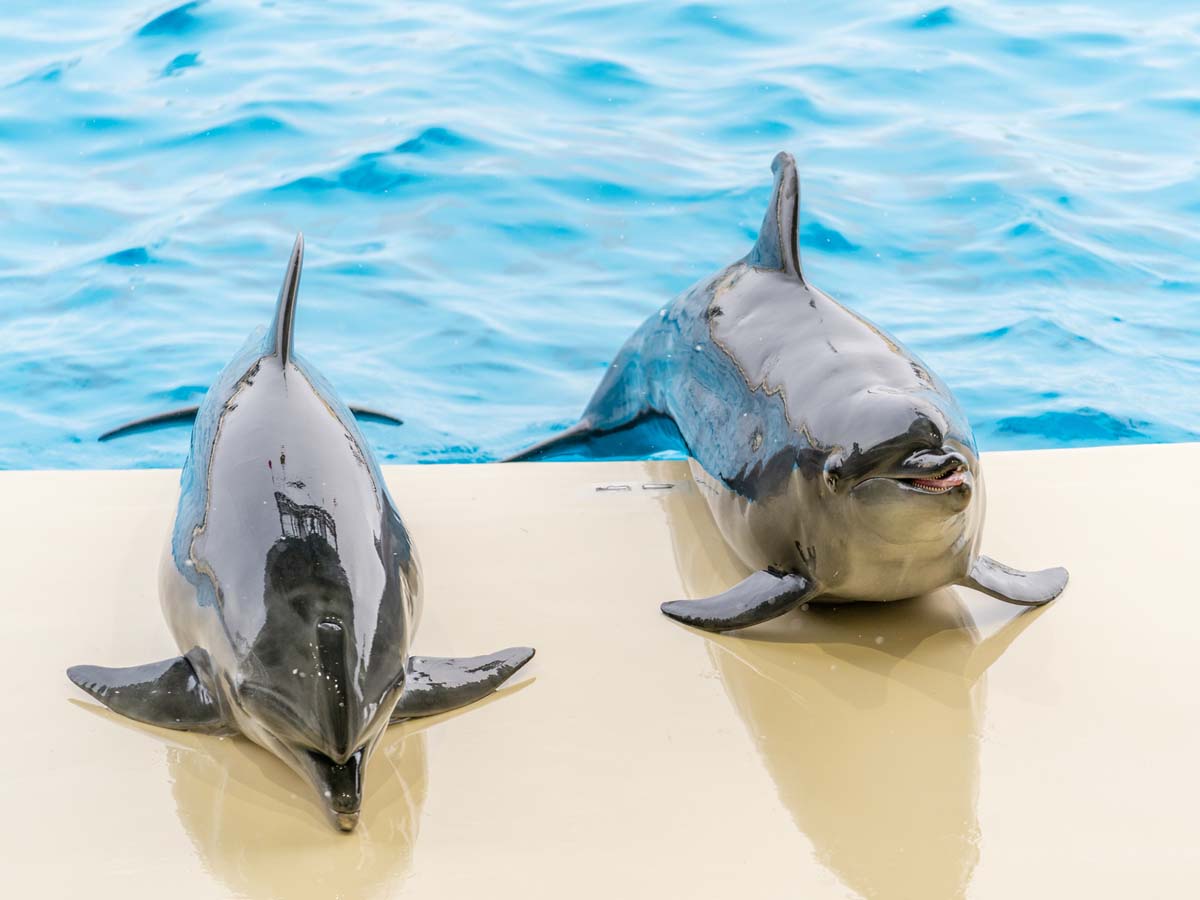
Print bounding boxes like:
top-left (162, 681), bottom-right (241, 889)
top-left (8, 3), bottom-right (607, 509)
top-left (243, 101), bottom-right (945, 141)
top-left (893, 459), bottom-right (968, 494)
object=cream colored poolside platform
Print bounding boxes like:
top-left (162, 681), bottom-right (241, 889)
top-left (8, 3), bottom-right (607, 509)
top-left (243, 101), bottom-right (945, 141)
top-left (1, 444), bottom-right (1197, 899)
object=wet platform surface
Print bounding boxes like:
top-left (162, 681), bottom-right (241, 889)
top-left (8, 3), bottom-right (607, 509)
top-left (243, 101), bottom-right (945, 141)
top-left (2, 444), bottom-right (1197, 898)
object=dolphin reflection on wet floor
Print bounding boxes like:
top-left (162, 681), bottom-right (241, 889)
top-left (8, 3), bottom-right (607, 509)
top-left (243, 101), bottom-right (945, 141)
top-left (72, 698), bottom-right (430, 897)
top-left (706, 594), bottom-right (1044, 899)
top-left (656, 474), bottom-right (1048, 899)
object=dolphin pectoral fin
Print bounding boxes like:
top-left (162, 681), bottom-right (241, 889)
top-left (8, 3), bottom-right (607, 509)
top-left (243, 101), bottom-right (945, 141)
top-left (99, 406), bottom-right (201, 441)
top-left (961, 555), bottom-right (1069, 607)
top-left (390, 647), bottom-right (536, 722)
top-left (99, 404), bottom-right (402, 441)
top-left (505, 412), bottom-right (689, 462)
top-left (347, 406), bottom-right (404, 427)
top-left (66, 652), bottom-right (231, 734)
top-left (504, 420), bottom-right (596, 462)
top-left (661, 569), bottom-right (819, 632)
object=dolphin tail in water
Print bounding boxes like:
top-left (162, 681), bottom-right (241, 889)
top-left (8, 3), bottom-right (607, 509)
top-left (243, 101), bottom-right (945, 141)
top-left (390, 647), bottom-right (535, 721)
top-left (66, 650), bottom-right (234, 734)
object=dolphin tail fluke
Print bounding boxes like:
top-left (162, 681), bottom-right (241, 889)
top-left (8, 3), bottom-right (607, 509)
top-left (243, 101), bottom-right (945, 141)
top-left (661, 569), bottom-right (819, 632)
top-left (67, 652), bottom-right (232, 734)
top-left (389, 647), bottom-right (535, 722)
top-left (746, 151), bottom-right (803, 281)
top-left (270, 233), bottom-right (304, 366)
top-left (960, 555), bottom-right (1069, 607)
top-left (98, 404), bottom-right (403, 441)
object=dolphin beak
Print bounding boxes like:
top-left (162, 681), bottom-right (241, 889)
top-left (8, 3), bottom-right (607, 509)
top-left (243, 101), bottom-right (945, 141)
top-left (301, 747), bottom-right (366, 832)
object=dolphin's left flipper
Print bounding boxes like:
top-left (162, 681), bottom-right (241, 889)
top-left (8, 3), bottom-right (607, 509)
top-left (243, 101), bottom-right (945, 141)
top-left (390, 647), bottom-right (535, 722)
top-left (98, 407), bottom-right (201, 441)
top-left (661, 569), bottom-right (819, 632)
top-left (67, 652), bottom-right (232, 734)
top-left (961, 555), bottom-right (1068, 606)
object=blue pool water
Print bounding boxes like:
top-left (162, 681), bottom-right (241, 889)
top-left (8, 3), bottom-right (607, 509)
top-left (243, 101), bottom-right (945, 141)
top-left (1, 1), bottom-right (1197, 468)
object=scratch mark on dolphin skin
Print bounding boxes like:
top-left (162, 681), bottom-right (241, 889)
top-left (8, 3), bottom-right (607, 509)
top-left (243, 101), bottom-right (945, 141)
top-left (910, 362), bottom-right (934, 388)
top-left (795, 541), bottom-right (819, 569)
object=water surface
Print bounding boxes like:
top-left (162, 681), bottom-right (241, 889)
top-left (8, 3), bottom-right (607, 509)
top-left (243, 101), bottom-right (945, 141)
top-left (1, 0), bottom-right (1197, 467)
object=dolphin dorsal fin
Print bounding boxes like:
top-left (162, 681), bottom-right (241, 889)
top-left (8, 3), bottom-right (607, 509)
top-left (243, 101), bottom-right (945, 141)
top-left (746, 152), bottom-right (803, 282)
top-left (270, 233), bottom-right (304, 366)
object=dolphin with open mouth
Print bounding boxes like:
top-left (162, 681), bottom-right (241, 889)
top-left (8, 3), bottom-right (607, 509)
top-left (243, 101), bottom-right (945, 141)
top-left (510, 152), bottom-right (1067, 632)
top-left (69, 236), bottom-right (534, 830)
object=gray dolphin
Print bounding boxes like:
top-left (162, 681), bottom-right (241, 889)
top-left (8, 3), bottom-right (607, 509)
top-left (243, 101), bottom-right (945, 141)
top-left (69, 236), bottom-right (534, 831)
top-left (511, 153), bottom-right (1067, 631)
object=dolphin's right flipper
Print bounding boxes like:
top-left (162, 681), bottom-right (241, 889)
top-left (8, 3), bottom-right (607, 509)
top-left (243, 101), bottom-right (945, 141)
top-left (99, 404), bottom-right (404, 441)
top-left (390, 647), bottom-right (536, 722)
top-left (961, 555), bottom-right (1069, 607)
top-left (661, 569), bottom-right (819, 632)
top-left (67, 653), bottom-right (232, 734)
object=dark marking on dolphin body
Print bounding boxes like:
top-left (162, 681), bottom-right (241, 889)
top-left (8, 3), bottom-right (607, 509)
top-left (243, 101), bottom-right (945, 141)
top-left (510, 153), bottom-right (1067, 631)
top-left (69, 236), bottom-right (534, 830)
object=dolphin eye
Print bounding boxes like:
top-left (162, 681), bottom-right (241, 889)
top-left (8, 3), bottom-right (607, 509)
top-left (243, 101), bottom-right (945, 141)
top-left (822, 455), bottom-right (843, 492)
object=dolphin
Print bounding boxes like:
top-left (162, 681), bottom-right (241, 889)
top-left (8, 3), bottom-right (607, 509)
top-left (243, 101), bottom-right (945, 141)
top-left (69, 236), bottom-right (534, 831)
top-left (510, 152), bottom-right (1067, 632)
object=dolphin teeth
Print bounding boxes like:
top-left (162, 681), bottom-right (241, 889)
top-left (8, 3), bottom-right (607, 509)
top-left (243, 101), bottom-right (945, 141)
top-left (907, 467), bottom-right (966, 493)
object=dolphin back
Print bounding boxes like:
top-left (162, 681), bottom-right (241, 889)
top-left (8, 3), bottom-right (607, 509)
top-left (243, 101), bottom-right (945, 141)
top-left (167, 236), bottom-right (418, 744)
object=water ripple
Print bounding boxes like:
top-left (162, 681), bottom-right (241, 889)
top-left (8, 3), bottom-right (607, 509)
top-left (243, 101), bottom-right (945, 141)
top-left (137, 2), bottom-right (209, 39)
top-left (0, 0), bottom-right (1197, 469)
